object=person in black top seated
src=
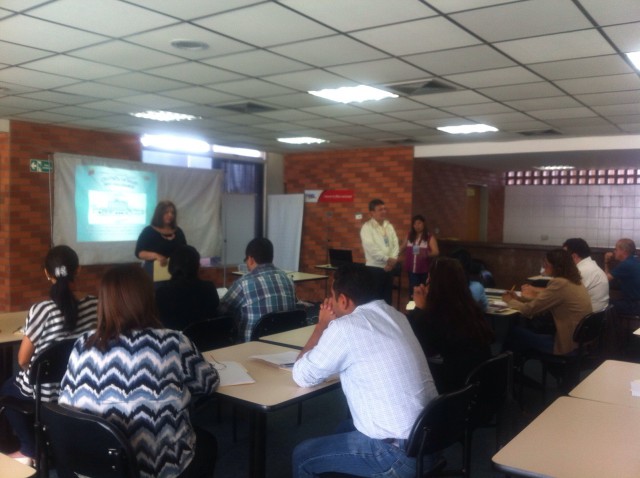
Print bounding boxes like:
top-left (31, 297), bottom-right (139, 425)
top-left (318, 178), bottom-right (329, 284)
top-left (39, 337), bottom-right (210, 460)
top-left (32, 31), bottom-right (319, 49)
top-left (407, 257), bottom-right (494, 393)
top-left (155, 245), bottom-right (219, 330)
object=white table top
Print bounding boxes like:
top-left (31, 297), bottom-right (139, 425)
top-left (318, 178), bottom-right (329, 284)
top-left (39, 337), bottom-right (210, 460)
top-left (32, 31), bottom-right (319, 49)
top-left (232, 270), bottom-right (328, 283)
top-left (634, 327), bottom-right (640, 336)
top-left (258, 325), bottom-right (314, 349)
top-left (205, 341), bottom-right (338, 411)
top-left (0, 310), bottom-right (27, 345)
top-left (0, 453), bottom-right (36, 478)
top-left (570, 360), bottom-right (640, 408)
top-left (493, 396), bottom-right (640, 478)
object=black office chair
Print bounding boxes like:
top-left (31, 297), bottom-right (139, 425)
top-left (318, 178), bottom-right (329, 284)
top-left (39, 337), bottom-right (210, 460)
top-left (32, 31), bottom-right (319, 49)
top-left (319, 383), bottom-right (479, 478)
top-left (0, 337), bottom-right (77, 478)
top-left (518, 306), bottom-right (610, 400)
top-left (182, 315), bottom-right (237, 351)
top-left (41, 402), bottom-right (139, 478)
top-left (250, 309), bottom-right (308, 341)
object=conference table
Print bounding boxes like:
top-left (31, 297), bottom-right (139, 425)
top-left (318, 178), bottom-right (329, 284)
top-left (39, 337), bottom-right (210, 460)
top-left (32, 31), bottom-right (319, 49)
top-left (0, 310), bottom-right (27, 346)
top-left (492, 396), bottom-right (640, 477)
top-left (257, 324), bottom-right (315, 349)
top-left (0, 453), bottom-right (36, 478)
top-left (569, 359), bottom-right (640, 408)
top-left (203, 340), bottom-right (339, 478)
top-left (232, 270), bottom-right (328, 284)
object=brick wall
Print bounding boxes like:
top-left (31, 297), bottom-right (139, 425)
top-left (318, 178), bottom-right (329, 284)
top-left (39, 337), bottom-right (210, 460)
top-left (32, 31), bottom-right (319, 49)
top-left (0, 132), bottom-right (9, 309)
top-left (284, 147), bottom-right (414, 300)
top-left (413, 158), bottom-right (504, 242)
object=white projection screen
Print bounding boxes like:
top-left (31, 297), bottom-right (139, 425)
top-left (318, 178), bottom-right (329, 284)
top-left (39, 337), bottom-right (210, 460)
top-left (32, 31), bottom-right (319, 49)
top-left (53, 153), bottom-right (223, 265)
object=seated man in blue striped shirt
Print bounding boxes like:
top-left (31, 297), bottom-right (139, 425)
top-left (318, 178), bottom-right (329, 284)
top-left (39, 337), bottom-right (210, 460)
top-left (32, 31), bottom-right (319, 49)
top-left (219, 237), bottom-right (296, 341)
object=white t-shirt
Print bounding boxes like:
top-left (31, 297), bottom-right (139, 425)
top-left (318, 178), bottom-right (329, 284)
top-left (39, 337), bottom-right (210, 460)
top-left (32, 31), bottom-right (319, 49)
top-left (577, 256), bottom-right (609, 311)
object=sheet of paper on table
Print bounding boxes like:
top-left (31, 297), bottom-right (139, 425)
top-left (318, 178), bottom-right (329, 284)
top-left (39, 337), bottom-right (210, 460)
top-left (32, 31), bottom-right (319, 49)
top-left (250, 350), bottom-right (299, 371)
top-left (631, 379), bottom-right (640, 397)
top-left (203, 352), bottom-right (255, 386)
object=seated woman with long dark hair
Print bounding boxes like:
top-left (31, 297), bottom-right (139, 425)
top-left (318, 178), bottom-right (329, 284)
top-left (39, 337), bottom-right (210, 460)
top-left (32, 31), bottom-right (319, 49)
top-left (59, 265), bottom-right (219, 478)
top-left (407, 257), bottom-right (494, 393)
top-left (503, 249), bottom-right (592, 356)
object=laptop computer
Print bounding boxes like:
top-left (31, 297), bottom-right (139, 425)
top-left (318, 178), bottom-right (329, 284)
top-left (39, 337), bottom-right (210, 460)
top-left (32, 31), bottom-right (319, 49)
top-left (328, 248), bottom-right (353, 267)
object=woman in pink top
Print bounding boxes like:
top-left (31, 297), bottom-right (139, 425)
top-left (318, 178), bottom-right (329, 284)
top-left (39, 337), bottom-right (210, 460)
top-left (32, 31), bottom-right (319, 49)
top-left (402, 215), bottom-right (439, 297)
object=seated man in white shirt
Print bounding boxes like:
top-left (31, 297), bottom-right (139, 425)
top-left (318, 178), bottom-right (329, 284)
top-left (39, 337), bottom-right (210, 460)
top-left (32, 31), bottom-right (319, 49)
top-left (291, 263), bottom-right (437, 477)
top-left (562, 238), bottom-right (609, 311)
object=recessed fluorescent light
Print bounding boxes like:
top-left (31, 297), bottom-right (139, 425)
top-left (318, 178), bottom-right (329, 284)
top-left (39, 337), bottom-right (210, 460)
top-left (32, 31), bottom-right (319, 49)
top-left (277, 137), bottom-right (327, 145)
top-left (213, 145), bottom-right (264, 158)
top-left (308, 85), bottom-right (398, 104)
top-left (534, 165), bottom-right (575, 171)
top-left (626, 51), bottom-right (640, 70)
top-left (130, 110), bottom-right (200, 122)
top-left (140, 134), bottom-right (210, 154)
top-left (437, 124), bottom-right (498, 134)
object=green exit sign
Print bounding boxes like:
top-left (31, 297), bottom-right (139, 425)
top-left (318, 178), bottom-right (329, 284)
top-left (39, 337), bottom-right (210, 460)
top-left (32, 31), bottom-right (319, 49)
top-left (30, 159), bottom-right (52, 173)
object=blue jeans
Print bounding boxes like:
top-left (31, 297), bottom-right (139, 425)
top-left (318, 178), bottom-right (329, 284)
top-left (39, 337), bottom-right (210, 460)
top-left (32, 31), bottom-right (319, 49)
top-left (505, 325), bottom-right (554, 354)
top-left (292, 420), bottom-right (432, 478)
top-left (0, 376), bottom-right (35, 457)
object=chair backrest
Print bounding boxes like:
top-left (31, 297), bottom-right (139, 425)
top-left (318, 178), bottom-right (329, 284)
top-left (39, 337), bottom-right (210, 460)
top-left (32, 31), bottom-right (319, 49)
top-left (406, 383), bottom-right (478, 475)
top-left (251, 309), bottom-right (308, 341)
top-left (464, 352), bottom-right (512, 429)
top-left (42, 402), bottom-right (139, 478)
top-left (573, 306), bottom-right (609, 347)
top-left (182, 315), bottom-right (237, 351)
top-left (29, 338), bottom-right (77, 402)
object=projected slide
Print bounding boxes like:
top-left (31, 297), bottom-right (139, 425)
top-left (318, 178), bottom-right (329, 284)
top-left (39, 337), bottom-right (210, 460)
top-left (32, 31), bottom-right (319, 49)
top-left (76, 165), bottom-right (157, 242)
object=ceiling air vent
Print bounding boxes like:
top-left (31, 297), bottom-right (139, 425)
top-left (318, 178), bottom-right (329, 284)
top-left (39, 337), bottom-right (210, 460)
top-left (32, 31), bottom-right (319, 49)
top-left (217, 102), bottom-right (278, 113)
top-left (386, 79), bottom-right (457, 96)
top-left (517, 129), bottom-right (562, 137)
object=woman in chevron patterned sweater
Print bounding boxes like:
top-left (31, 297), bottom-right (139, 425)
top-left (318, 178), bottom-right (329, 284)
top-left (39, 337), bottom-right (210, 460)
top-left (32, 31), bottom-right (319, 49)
top-left (59, 265), bottom-right (220, 478)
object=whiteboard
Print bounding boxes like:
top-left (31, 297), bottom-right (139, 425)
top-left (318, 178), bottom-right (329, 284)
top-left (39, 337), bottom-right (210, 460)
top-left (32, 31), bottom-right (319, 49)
top-left (222, 193), bottom-right (256, 267)
top-left (267, 194), bottom-right (303, 272)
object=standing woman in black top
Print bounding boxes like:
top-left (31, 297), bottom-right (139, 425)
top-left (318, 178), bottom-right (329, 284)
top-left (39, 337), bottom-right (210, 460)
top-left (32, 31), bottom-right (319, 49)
top-left (135, 200), bottom-right (187, 275)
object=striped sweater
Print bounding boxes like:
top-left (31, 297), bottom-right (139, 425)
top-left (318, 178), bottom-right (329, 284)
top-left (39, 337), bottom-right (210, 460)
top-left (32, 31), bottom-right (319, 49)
top-left (16, 296), bottom-right (98, 401)
top-left (59, 328), bottom-right (219, 478)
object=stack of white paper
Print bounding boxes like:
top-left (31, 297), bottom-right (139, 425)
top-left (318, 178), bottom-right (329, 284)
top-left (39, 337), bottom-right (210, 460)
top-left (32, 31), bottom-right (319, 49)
top-left (630, 379), bottom-right (640, 397)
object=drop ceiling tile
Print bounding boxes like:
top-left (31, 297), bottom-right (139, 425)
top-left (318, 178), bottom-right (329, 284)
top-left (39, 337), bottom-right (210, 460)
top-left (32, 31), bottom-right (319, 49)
top-left (30, 0), bottom-right (176, 36)
top-left (253, 109), bottom-right (320, 122)
top-left (296, 117), bottom-right (352, 129)
top-left (369, 121), bottom-right (423, 132)
top-left (160, 87), bottom-right (241, 104)
top-left (529, 55), bottom-right (634, 80)
top-left (580, 0), bottom-right (640, 25)
top-left (194, 3), bottom-right (333, 48)
top-left (0, 95), bottom-right (60, 110)
top-left (19, 91), bottom-right (96, 105)
top-left (203, 50), bottom-right (308, 77)
top-left (0, 15), bottom-right (107, 52)
top-left (300, 104), bottom-right (369, 117)
top-left (529, 107), bottom-right (597, 120)
top-left (479, 82), bottom-right (564, 101)
top-left (425, 0), bottom-right (520, 13)
top-left (71, 41), bottom-right (181, 70)
top-left (593, 104), bottom-right (640, 115)
top-left (327, 58), bottom-right (428, 85)
top-left (23, 56), bottom-right (127, 80)
top-left (603, 23), bottom-right (640, 53)
top-left (576, 91), bottom-right (640, 107)
top-left (54, 82), bottom-right (141, 99)
top-left (505, 96), bottom-right (582, 111)
top-left (386, 109), bottom-right (452, 121)
top-left (97, 72), bottom-right (188, 92)
top-left (280, 0), bottom-right (435, 31)
top-left (78, 100), bottom-right (139, 114)
top-left (119, 94), bottom-right (193, 109)
top-left (254, 121), bottom-right (304, 132)
top-left (412, 90), bottom-right (492, 107)
top-left (260, 93), bottom-right (333, 109)
top-left (496, 120), bottom-right (551, 132)
top-left (451, 0), bottom-right (590, 42)
top-left (550, 116), bottom-right (613, 127)
top-left (209, 79), bottom-right (295, 97)
top-left (555, 74), bottom-right (640, 95)
top-left (14, 110), bottom-right (76, 122)
top-left (359, 97), bottom-right (430, 113)
top-left (270, 35), bottom-right (389, 68)
top-left (264, 69), bottom-right (356, 91)
top-left (0, 41), bottom-right (53, 65)
top-left (403, 45), bottom-right (515, 76)
top-left (444, 66), bottom-right (542, 89)
top-left (352, 17), bottom-right (480, 56)
top-left (1, 1), bottom-right (58, 13)
top-left (0, 67), bottom-right (78, 89)
top-left (126, 24), bottom-right (252, 60)
top-left (466, 111), bottom-right (536, 125)
top-left (496, 30), bottom-right (615, 64)
top-left (44, 105), bottom-right (111, 118)
top-left (619, 123), bottom-right (640, 133)
top-left (0, 105), bottom-right (29, 116)
top-left (125, 0), bottom-right (264, 21)
top-left (146, 62), bottom-right (244, 84)
top-left (340, 114), bottom-right (400, 125)
top-left (443, 102), bottom-right (514, 116)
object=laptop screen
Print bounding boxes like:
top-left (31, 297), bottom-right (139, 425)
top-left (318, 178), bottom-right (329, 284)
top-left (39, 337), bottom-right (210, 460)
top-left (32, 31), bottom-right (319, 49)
top-left (328, 249), bottom-right (353, 267)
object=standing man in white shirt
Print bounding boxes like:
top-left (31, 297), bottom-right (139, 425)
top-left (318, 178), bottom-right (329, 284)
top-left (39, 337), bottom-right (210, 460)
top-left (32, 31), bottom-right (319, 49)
top-left (563, 238), bottom-right (609, 311)
top-left (360, 198), bottom-right (399, 305)
top-left (291, 264), bottom-right (436, 477)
